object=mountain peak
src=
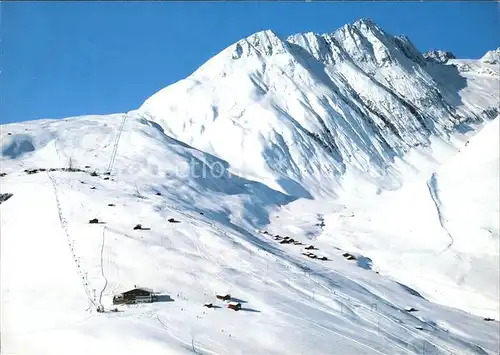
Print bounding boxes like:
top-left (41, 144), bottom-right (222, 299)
top-left (481, 47), bottom-right (500, 64)
top-left (423, 50), bottom-right (456, 64)
top-left (234, 29), bottom-right (288, 58)
top-left (352, 18), bottom-right (381, 32)
top-left (331, 18), bottom-right (399, 66)
top-left (246, 29), bottom-right (280, 41)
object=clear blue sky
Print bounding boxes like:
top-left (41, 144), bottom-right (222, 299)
top-left (1, 1), bottom-right (498, 124)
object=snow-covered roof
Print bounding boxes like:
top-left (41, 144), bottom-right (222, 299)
top-left (114, 286), bottom-right (154, 295)
top-left (134, 286), bottom-right (153, 292)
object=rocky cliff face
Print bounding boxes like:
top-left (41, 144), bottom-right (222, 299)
top-left (423, 50), bottom-right (456, 64)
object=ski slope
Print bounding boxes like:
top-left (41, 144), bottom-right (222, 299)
top-left (1, 19), bottom-right (499, 355)
top-left (1, 114), bottom-right (498, 355)
top-left (270, 117), bottom-right (499, 320)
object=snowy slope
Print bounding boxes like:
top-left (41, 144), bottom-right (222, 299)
top-left (435, 118), bottom-right (499, 250)
top-left (427, 118), bottom-right (499, 314)
top-left (278, 117), bottom-right (499, 320)
top-left (1, 116), bottom-right (499, 355)
top-left (1, 19), bottom-right (499, 355)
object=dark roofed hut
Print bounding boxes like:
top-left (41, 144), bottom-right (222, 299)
top-left (113, 287), bottom-right (154, 305)
top-left (342, 252), bottom-right (357, 261)
top-left (227, 302), bottom-right (242, 311)
top-left (216, 293), bottom-right (231, 301)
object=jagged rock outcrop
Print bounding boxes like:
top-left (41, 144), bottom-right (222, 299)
top-left (423, 50), bottom-right (456, 64)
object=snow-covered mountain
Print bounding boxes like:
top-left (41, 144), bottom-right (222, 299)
top-left (139, 18), bottom-right (498, 198)
top-left (1, 19), bottom-right (499, 355)
top-left (481, 48), bottom-right (500, 65)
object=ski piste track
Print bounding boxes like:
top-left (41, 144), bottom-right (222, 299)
top-left (156, 315), bottom-right (220, 355)
top-left (427, 173), bottom-right (454, 253)
top-left (98, 227), bottom-right (109, 306)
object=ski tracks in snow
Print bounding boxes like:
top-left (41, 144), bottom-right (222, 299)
top-left (155, 315), bottom-right (219, 355)
top-left (178, 210), bottom-right (419, 354)
top-left (427, 173), bottom-right (454, 253)
top-left (98, 227), bottom-right (109, 307)
top-left (308, 263), bottom-right (489, 355)
top-left (105, 197), bottom-right (484, 354)
top-left (156, 206), bottom-right (388, 354)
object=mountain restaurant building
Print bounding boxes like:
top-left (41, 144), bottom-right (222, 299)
top-left (113, 286), bottom-right (155, 305)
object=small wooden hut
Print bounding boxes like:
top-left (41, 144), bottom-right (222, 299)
top-left (342, 252), bottom-right (357, 260)
top-left (216, 293), bottom-right (231, 301)
top-left (227, 302), bottom-right (242, 311)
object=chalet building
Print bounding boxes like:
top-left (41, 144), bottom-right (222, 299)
top-left (342, 252), bottom-right (357, 261)
top-left (113, 286), bottom-right (155, 305)
top-left (216, 293), bottom-right (231, 301)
